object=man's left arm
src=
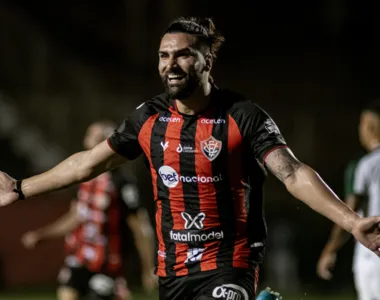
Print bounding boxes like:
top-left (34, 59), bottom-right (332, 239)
top-left (265, 147), bottom-right (360, 233)
top-left (235, 101), bottom-right (380, 254)
top-left (265, 147), bottom-right (380, 257)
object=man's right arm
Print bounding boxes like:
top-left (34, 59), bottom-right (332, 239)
top-left (0, 102), bottom-right (151, 206)
top-left (0, 140), bottom-right (127, 205)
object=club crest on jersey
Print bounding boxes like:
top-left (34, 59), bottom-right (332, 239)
top-left (200, 136), bottom-right (222, 161)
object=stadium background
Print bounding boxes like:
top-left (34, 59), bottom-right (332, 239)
top-left (0, 1), bottom-right (379, 299)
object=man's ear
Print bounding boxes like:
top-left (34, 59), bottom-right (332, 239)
top-left (204, 53), bottom-right (213, 72)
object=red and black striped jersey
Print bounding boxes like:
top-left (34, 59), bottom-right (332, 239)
top-left (107, 87), bottom-right (287, 277)
top-left (64, 169), bottom-right (140, 276)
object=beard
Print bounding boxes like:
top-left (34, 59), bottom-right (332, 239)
top-left (161, 69), bottom-right (201, 100)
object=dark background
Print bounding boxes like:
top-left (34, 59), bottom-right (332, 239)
top-left (0, 0), bottom-right (379, 296)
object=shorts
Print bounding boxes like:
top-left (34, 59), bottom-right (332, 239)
top-left (159, 267), bottom-right (259, 300)
top-left (57, 265), bottom-right (127, 300)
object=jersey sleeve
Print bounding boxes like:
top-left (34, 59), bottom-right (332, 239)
top-left (231, 101), bottom-right (287, 163)
top-left (343, 159), bottom-right (359, 197)
top-left (107, 103), bottom-right (150, 160)
top-left (353, 158), bottom-right (369, 196)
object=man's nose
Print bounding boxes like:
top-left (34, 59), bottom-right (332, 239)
top-left (167, 57), bottom-right (179, 70)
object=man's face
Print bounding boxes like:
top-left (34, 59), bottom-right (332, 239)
top-left (83, 124), bottom-right (105, 150)
top-left (158, 32), bottom-right (208, 100)
top-left (358, 111), bottom-right (377, 150)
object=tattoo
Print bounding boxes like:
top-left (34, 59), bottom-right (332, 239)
top-left (265, 148), bottom-right (303, 182)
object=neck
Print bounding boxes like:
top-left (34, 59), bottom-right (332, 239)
top-left (368, 139), bottom-right (380, 151)
top-left (175, 82), bottom-right (212, 115)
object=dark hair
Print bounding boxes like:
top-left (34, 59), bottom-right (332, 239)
top-left (364, 99), bottom-right (380, 116)
top-left (163, 17), bottom-right (225, 61)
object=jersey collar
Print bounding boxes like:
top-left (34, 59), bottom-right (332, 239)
top-left (169, 85), bottom-right (220, 118)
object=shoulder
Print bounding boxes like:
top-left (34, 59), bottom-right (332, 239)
top-left (354, 152), bottom-right (380, 181)
top-left (134, 93), bottom-right (170, 115)
top-left (123, 93), bottom-right (170, 130)
top-left (356, 150), bottom-right (380, 173)
top-left (215, 88), bottom-right (266, 117)
top-left (216, 89), bottom-right (273, 132)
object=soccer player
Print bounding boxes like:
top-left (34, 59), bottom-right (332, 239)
top-left (20, 121), bottom-right (157, 300)
top-left (317, 101), bottom-right (380, 300)
top-left (1, 17), bottom-right (380, 300)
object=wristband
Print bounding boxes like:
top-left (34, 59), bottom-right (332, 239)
top-left (13, 179), bottom-right (25, 200)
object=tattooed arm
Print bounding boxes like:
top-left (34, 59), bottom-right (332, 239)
top-left (265, 147), bottom-right (360, 233)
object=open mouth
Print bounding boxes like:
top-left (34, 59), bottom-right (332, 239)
top-left (167, 74), bottom-right (186, 84)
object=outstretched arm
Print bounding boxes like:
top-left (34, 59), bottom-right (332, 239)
top-left (322, 195), bottom-right (362, 252)
top-left (0, 141), bottom-right (127, 205)
top-left (265, 147), bottom-right (359, 233)
top-left (265, 147), bottom-right (380, 256)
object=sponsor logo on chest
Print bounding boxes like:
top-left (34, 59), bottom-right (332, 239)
top-left (158, 166), bottom-right (223, 188)
top-left (200, 118), bottom-right (226, 124)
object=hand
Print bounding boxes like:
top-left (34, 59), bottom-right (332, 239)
top-left (351, 216), bottom-right (380, 256)
top-left (115, 277), bottom-right (133, 300)
top-left (141, 270), bottom-right (158, 294)
top-left (0, 171), bottom-right (18, 206)
top-left (316, 250), bottom-right (337, 280)
top-left (21, 231), bottom-right (40, 249)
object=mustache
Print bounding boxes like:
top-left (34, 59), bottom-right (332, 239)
top-left (165, 72), bottom-right (187, 78)
top-left (164, 66), bottom-right (186, 77)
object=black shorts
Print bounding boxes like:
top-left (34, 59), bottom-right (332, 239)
top-left (57, 265), bottom-right (122, 300)
top-left (159, 267), bottom-right (259, 300)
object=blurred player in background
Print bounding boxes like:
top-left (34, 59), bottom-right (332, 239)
top-left (21, 121), bottom-right (157, 300)
top-left (317, 100), bottom-right (380, 300)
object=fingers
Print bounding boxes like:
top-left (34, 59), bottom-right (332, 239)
top-left (361, 216), bottom-right (380, 231)
top-left (22, 238), bottom-right (34, 249)
top-left (369, 238), bottom-right (380, 256)
top-left (21, 232), bottom-right (38, 249)
top-left (142, 273), bottom-right (158, 294)
top-left (0, 192), bottom-right (18, 206)
top-left (317, 267), bottom-right (333, 280)
top-left (317, 260), bottom-right (332, 280)
top-left (368, 243), bottom-right (380, 256)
